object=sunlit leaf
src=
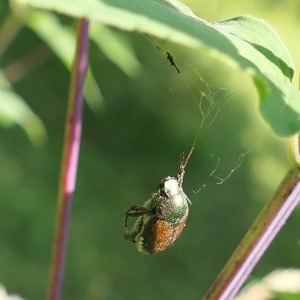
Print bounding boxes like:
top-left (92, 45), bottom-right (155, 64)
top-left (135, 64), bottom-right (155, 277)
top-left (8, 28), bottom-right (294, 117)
top-left (90, 23), bottom-right (142, 78)
top-left (24, 10), bottom-right (142, 110)
top-left (14, 0), bottom-right (300, 136)
top-left (25, 10), bottom-right (104, 110)
top-left (0, 71), bottom-right (46, 145)
top-left (236, 269), bottom-right (300, 300)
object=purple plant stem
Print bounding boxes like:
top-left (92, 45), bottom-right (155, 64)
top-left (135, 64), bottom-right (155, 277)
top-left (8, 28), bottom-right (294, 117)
top-left (47, 19), bottom-right (89, 300)
top-left (203, 166), bottom-right (300, 300)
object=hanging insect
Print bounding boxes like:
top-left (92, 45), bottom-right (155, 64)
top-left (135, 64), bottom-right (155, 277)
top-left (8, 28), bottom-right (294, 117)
top-left (166, 51), bottom-right (180, 74)
top-left (156, 45), bottom-right (181, 74)
top-left (124, 152), bottom-right (191, 254)
top-left (123, 39), bottom-right (204, 254)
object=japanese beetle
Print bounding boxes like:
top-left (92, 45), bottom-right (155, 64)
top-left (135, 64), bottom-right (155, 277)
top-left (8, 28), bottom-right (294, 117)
top-left (124, 154), bottom-right (190, 254)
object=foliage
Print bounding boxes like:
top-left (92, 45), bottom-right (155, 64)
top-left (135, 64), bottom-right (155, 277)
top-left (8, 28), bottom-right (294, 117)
top-left (14, 0), bottom-right (300, 137)
top-left (0, 1), bottom-right (141, 138)
top-left (1, 0), bottom-right (300, 300)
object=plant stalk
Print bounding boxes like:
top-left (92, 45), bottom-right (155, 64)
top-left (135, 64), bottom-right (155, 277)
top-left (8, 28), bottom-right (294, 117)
top-left (203, 166), bottom-right (300, 300)
top-left (47, 19), bottom-right (89, 300)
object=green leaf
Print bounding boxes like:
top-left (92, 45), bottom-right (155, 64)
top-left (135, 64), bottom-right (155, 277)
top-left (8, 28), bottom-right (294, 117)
top-left (24, 10), bottom-right (142, 110)
top-left (24, 10), bottom-right (104, 110)
top-left (0, 71), bottom-right (46, 146)
top-left (216, 16), bottom-right (294, 81)
top-left (90, 23), bottom-right (142, 78)
top-left (274, 291), bottom-right (300, 300)
top-left (216, 16), bottom-right (299, 136)
top-left (14, 0), bottom-right (300, 136)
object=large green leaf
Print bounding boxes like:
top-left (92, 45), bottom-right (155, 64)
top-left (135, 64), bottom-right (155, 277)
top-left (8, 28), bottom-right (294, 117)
top-left (14, 0), bottom-right (300, 136)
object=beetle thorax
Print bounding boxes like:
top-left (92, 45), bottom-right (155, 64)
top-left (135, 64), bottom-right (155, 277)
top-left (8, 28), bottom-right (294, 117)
top-left (154, 177), bottom-right (189, 224)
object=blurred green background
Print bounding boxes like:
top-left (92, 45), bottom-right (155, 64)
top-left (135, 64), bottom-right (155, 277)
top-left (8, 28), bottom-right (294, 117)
top-left (1, 0), bottom-right (300, 299)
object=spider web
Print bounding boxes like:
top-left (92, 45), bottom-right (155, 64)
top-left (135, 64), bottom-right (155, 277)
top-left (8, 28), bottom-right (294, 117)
top-left (149, 37), bottom-right (251, 197)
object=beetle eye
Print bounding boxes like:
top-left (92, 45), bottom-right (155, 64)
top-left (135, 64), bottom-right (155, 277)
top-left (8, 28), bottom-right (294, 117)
top-left (160, 188), bottom-right (168, 198)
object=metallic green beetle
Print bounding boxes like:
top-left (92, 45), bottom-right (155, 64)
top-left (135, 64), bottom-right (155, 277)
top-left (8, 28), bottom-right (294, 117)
top-left (124, 154), bottom-right (190, 254)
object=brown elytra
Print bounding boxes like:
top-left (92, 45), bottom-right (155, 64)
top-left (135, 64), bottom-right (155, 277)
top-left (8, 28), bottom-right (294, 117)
top-left (140, 209), bottom-right (189, 254)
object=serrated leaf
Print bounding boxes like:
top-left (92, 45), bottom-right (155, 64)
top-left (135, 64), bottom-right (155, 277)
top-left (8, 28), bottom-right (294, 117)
top-left (14, 0), bottom-right (300, 136)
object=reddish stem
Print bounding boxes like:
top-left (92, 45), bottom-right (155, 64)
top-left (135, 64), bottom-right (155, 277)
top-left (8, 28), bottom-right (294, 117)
top-left (203, 167), bottom-right (300, 300)
top-left (47, 19), bottom-right (89, 300)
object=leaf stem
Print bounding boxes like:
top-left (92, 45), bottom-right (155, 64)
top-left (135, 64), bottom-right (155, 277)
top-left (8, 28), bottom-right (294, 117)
top-left (203, 166), bottom-right (300, 300)
top-left (47, 19), bottom-right (89, 300)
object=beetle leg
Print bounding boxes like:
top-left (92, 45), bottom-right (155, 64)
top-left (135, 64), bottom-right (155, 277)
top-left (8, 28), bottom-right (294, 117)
top-left (124, 217), bottom-right (144, 242)
top-left (124, 206), bottom-right (152, 227)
